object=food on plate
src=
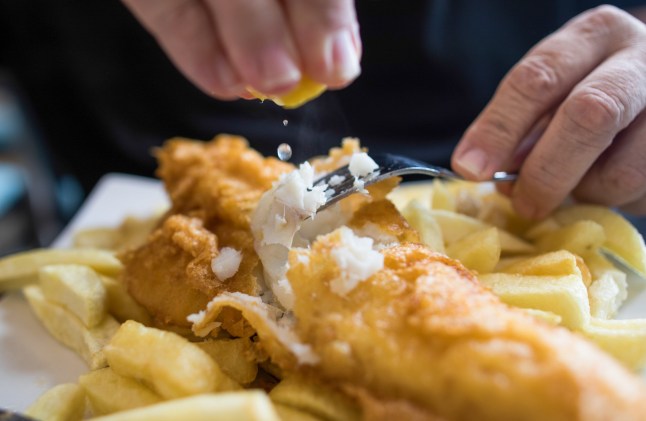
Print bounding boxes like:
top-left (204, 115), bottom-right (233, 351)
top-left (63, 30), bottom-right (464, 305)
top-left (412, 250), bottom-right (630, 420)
top-left (119, 136), bottom-right (292, 328)
top-left (39, 265), bottom-right (107, 328)
top-left (195, 338), bottom-right (259, 385)
top-left (97, 274), bottom-right (152, 325)
top-left (268, 375), bottom-right (361, 421)
top-left (23, 284), bottom-right (119, 369)
top-left (104, 320), bottom-right (239, 399)
top-left (73, 213), bottom-right (163, 252)
top-left (86, 392), bottom-right (280, 421)
top-left (0, 248), bottom-right (122, 292)
top-left (3, 134), bottom-right (646, 419)
top-left (26, 383), bottom-right (85, 421)
top-left (79, 367), bottom-right (162, 416)
top-left (247, 75), bottom-right (327, 109)
top-left (279, 228), bottom-right (646, 419)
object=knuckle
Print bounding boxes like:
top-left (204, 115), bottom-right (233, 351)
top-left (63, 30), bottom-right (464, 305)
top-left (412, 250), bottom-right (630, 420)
top-left (506, 54), bottom-right (562, 103)
top-left (576, 5), bottom-right (624, 35)
top-left (563, 87), bottom-right (625, 138)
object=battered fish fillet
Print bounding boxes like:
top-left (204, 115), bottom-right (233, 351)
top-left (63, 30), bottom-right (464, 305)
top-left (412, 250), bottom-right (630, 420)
top-left (286, 228), bottom-right (646, 420)
top-left (121, 135), bottom-right (292, 331)
top-left (126, 135), bottom-right (646, 420)
top-left (156, 134), bottom-right (293, 229)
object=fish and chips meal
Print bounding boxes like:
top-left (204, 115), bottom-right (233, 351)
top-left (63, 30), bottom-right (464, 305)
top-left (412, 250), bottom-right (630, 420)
top-left (2, 135), bottom-right (646, 420)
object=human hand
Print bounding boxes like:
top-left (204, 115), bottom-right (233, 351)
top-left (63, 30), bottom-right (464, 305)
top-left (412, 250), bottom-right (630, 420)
top-left (452, 5), bottom-right (646, 218)
top-left (122, 0), bottom-right (361, 99)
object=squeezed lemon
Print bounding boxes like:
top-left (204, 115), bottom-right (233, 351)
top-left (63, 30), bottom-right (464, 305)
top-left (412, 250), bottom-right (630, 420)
top-left (248, 75), bottom-right (327, 109)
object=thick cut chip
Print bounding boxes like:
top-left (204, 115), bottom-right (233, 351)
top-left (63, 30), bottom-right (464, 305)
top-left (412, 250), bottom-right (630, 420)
top-left (269, 375), bottom-right (360, 421)
top-left (0, 249), bottom-right (122, 291)
top-left (39, 264), bottom-right (107, 328)
top-left (387, 182), bottom-right (433, 211)
top-left (73, 214), bottom-right (162, 252)
top-left (23, 285), bottom-right (119, 369)
top-left (501, 251), bottom-right (588, 284)
top-left (430, 178), bottom-right (456, 211)
top-left (99, 275), bottom-right (152, 325)
top-left (582, 318), bottom-right (646, 370)
top-left (196, 338), bottom-right (259, 385)
top-left (104, 320), bottom-right (239, 399)
top-left (401, 200), bottom-right (445, 253)
top-left (445, 227), bottom-right (500, 274)
top-left (536, 220), bottom-right (606, 256)
top-left (79, 367), bottom-right (162, 416)
top-left (86, 392), bottom-right (280, 421)
top-left (478, 273), bottom-right (590, 329)
top-left (425, 209), bottom-right (534, 254)
top-left (26, 383), bottom-right (85, 421)
top-left (553, 205), bottom-right (646, 277)
top-left (273, 404), bottom-right (323, 421)
top-left (522, 309), bottom-right (563, 325)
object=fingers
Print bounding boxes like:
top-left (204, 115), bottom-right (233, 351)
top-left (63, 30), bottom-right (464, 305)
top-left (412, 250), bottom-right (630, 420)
top-left (124, 0), bottom-right (361, 100)
top-left (283, 0), bottom-right (361, 88)
top-left (452, 5), bottom-right (642, 180)
top-left (205, 0), bottom-right (301, 95)
top-left (511, 45), bottom-right (646, 218)
top-left (573, 110), bottom-right (646, 209)
top-left (122, 0), bottom-right (244, 99)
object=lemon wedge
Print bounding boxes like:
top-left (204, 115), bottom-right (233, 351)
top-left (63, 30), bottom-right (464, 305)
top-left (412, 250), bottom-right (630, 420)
top-left (248, 76), bottom-right (327, 109)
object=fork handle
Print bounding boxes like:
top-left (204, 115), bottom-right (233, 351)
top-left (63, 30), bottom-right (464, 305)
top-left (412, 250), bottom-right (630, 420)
top-left (372, 153), bottom-right (517, 182)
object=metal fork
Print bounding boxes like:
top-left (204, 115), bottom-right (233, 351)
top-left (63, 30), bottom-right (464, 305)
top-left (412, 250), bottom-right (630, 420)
top-left (314, 153), bottom-right (517, 212)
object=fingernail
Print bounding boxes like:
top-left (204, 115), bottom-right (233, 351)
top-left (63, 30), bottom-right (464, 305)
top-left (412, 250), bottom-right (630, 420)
top-left (456, 148), bottom-right (488, 178)
top-left (215, 59), bottom-right (243, 95)
top-left (258, 47), bottom-right (301, 93)
top-left (330, 30), bottom-right (361, 82)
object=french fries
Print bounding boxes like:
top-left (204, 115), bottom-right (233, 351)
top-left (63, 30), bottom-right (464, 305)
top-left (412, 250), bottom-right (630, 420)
top-left (0, 248), bottom-right (122, 292)
top-left (98, 275), bottom-right (151, 325)
top-left (582, 318), bottom-right (646, 370)
top-left (79, 367), bottom-right (162, 415)
top-left (39, 265), bottom-right (107, 328)
top-left (25, 383), bottom-right (85, 421)
top-left (73, 214), bottom-right (162, 252)
top-left (23, 285), bottom-right (119, 369)
top-left (87, 392), bottom-right (281, 421)
top-left (393, 179), bottom-right (646, 370)
top-left (104, 320), bottom-right (239, 399)
top-left (196, 338), bottom-right (259, 385)
top-left (445, 227), bottom-right (500, 274)
top-left (553, 204), bottom-right (646, 277)
top-left (269, 375), bottom-right (360, 421)
top-left (7, 177), bottom-right (646, 419)
top-left (479, 273), bottom-right (591, 329)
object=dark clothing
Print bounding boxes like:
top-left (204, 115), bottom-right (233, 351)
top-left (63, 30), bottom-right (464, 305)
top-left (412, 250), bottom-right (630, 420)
top-left (0, 0), bottom-right (644, 192)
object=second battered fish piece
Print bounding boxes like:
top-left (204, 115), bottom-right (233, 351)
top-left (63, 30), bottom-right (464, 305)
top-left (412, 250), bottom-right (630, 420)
top-left (121, 136), bottom-right (291, 331)
top-left (121, 214), bottom-right (261, 332)
top-left (286, 229), bottom-right (646, 420)
top-left (156, 134), bottom-right (293, 229)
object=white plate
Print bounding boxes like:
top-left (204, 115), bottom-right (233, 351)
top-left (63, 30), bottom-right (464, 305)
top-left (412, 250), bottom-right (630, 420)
top-left (1, 173), bottom-right (644, 412)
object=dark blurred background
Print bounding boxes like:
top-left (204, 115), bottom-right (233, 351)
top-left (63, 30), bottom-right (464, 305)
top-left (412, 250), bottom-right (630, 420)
top-left (0, 0), bottom-right (644, 256)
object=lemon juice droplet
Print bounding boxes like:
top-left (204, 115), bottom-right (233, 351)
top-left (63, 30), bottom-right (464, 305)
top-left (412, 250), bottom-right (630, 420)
top-left (283, 119), bottom-right (289, 126)
top-left (277, 143), bottom-right (292, 161)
